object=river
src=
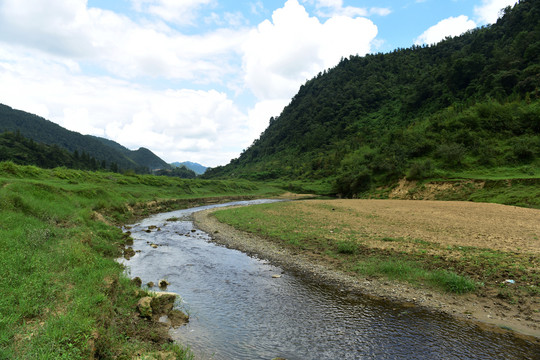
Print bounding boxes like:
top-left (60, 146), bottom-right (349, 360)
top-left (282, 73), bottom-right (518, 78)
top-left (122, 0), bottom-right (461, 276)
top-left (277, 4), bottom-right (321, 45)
top-left (119, 200), bottom-right (539, 360)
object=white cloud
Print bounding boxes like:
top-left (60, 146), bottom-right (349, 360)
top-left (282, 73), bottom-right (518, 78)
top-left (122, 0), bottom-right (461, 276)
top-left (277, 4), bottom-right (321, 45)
top-left (308, 0), bottom-right (391, 18)
top-left (243, 0), bottom-right (377, 101)
top-left (0, 0), bottom-right (247, 84)
top-left (131, 0), bottom-right (215, 26)
top-left (0, 46), bottom-right (251, 167)
top-left (0, 0), bottom-right (93, 57)
top-left (415, 15), bottom-right (477, 45)
top-left (474, 0), bottom-right (518, 24)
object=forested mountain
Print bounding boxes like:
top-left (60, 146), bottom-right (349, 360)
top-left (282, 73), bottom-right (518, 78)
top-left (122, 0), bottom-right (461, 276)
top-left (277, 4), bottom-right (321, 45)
top-left (0, 131), bottom-right (107, 171)
top-left (0, 104), bottom-right (169, 172)
top-left (203, 0), bottom-right (540, 196)
top-left (172, 161), bottom-right (207, 175)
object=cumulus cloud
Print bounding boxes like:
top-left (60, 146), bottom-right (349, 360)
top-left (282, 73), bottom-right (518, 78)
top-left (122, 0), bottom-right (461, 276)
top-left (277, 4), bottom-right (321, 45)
top-left (308, 0), bottom-right (391, 18)
top-left (0, 0), bottom-right (247, 84)
top-left (0, 0), bottom-right (93, 57)
top-left (131, 0), bottom-right (215, 26)
top-left (474, 0), bottom-right (518, 24)
top-left (243, 0), bottom-right (377, 101)
top-left (0, 46), bottom-right (250, 166)
top-left (414, 15), bottom-right (477, 45)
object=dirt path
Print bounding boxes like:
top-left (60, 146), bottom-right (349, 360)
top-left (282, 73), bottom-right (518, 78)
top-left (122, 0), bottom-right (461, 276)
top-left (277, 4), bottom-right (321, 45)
top-left (193, 199), bottom-right (540, 342)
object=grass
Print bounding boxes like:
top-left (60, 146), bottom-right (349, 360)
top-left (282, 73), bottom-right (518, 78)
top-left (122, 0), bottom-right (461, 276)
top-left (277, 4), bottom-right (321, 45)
top-left (214, 201), bottom-right (538, 299)
top-left (0, 162), bottom-right (280, 359)
top-left (353, 258), bottom-right (476, 294)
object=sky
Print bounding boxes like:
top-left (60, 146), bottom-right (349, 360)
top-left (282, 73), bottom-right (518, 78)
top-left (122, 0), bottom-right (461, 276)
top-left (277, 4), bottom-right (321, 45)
top-left (0, 0), bottom-right (519, 167)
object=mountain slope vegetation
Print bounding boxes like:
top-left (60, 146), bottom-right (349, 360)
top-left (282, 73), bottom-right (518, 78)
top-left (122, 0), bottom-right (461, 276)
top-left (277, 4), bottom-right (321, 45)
top-left (204, 0), bottom-right (540, 197)
top-left (0, 104), bottom-right (169, 172)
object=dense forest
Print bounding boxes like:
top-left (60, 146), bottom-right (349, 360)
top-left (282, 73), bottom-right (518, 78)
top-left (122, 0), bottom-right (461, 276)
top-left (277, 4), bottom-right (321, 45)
top-left (203, 0), bottom-right (540, 197)
top-left (0, 104), bottom-right (169, 173)
top-left (0, 131), bottom-right (114, 171)
top-left (0, 130), bottom-right (201, 178)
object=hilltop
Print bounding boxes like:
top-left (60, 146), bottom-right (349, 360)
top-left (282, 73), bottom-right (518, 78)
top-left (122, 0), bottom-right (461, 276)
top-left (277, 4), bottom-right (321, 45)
top-left (203, 0), bottom-right (540, 199)
top-left (0, 104), bottom-right (169, 173)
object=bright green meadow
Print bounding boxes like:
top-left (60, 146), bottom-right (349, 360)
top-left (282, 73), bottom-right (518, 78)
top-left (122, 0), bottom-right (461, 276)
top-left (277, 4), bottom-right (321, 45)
top-left (0, 161), bottom-right (280, 359)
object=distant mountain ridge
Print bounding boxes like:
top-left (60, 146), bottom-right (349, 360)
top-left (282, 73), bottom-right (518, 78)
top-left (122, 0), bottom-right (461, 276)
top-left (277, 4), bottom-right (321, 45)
top-left (0, 104), bottom-right (169, 172)
top-left (171, 161), bottom-right (207, 175)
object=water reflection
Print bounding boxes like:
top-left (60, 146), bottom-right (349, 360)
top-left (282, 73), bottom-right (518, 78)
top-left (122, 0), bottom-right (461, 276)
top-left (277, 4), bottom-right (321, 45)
top-left (121, 200), bottom-right (539, 360)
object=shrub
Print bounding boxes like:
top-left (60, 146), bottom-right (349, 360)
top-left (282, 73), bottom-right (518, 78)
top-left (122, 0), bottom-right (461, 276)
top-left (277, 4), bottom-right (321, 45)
top-left (336, 240), bottom-right (357, 254)
top-left (435, 143), bottom-right (467, 168)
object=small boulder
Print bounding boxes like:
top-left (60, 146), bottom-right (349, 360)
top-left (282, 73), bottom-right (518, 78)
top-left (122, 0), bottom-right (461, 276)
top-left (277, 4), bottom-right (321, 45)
top-left (132, 277), bottom-right (142, 287)
top-left (158, 279), bottom-right (170, 289)
top-left (137, 296), bottom-right (153, 318)
top-left (124, 247), bottom-right (136, 260)
top-left (168, 309), bottom-right (189, 327)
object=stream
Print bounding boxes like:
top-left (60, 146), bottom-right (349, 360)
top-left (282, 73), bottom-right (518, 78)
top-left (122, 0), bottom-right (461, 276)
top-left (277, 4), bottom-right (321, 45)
top-left (120, 200), bottom-right (539, 360)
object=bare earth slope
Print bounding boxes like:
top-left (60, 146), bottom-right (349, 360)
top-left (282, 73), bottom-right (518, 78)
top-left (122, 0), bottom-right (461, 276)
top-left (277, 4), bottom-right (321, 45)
top-left (193, 199), bottom-right (539, 341)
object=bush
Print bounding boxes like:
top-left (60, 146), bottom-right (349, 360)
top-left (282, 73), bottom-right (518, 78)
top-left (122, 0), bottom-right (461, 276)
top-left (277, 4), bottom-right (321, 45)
top-left (435, 143), bottom-right (467, 168)
top-left (333, 168), bottom-right (371, 198)
top-left (406, 160), bottom-right (433, 180)
top-left (336, 240), bottom-right (357, 254)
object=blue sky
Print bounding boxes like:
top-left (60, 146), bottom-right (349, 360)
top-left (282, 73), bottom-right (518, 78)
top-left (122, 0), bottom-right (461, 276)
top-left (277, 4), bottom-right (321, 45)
top-left (0, 0), bottom-right (518, 166)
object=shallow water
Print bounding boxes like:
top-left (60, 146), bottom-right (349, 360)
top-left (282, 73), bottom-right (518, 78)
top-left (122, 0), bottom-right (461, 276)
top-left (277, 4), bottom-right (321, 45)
top-left (120, 200), bottom-right (539, 360)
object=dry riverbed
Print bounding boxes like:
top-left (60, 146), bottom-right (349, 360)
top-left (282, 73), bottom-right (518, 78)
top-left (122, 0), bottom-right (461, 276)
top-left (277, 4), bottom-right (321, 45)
top-left (193, 199), bottom-right (540, 342)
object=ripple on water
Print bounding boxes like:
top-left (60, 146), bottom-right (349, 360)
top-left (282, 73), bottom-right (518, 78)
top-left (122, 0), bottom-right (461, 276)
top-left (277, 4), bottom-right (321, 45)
top-left (122, 200), bottom-right (540, 360)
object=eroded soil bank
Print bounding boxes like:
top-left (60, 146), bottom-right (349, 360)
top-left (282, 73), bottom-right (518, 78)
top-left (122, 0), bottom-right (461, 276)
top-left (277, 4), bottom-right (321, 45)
top-left (193, 199), bottom-right (540, 342)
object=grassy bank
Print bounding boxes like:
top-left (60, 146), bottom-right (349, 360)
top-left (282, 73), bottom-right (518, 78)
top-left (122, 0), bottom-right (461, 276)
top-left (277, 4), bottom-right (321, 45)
top-left (214, 201), bottom-right (539, 300)
top-left (0, 162), bottom-right (280, 359)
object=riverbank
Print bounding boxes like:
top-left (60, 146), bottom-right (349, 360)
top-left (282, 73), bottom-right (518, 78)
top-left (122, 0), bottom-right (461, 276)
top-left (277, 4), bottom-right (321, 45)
top-left (0, 162), bottom-right (282, 359)
top-left (193, 200), bottom-right (540, 343)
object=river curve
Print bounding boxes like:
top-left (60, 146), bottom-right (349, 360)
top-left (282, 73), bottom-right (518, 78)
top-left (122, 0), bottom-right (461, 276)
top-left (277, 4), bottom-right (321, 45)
top-left (120, 200), bottom-right (539, 360)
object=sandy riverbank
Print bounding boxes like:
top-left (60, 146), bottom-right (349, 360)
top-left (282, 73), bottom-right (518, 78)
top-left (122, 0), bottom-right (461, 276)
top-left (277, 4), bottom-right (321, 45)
top-left (193, 200), bottom-right (540, 343)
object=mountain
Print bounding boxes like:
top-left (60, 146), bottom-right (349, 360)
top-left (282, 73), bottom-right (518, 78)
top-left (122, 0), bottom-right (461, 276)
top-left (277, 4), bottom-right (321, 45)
top-left (0, 130), bottom-right (103, 170)
top-left (171, 161), bottom-right (207, 175)
top-left (203, 0), bottom-right (540, 196)
top-left (0, 104), bottom-right (169, 172)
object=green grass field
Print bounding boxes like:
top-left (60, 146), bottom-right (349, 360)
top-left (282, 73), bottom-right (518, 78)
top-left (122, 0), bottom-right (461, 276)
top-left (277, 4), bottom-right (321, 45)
top-left (0, 162), bottom-right (280, 359)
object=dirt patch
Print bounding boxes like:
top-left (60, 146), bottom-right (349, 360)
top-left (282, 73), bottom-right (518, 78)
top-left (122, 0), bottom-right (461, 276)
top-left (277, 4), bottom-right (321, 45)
top-left (388, 178), bottom-right (485, 200)
top-left (193, 199), bottom-right (540, 341)
top-left (298, 199), bottom-right (540, 255)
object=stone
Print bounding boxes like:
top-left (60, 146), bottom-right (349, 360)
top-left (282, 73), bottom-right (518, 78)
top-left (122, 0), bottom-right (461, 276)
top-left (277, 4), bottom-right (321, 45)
top-left (132, 277), bottom-right (142, 287)
top-left (158, 279), bottom-right (170, 289)
top-left (137, 296), bottom-right (153, 318)
top-left (168, 309), bottom-right (189, 327)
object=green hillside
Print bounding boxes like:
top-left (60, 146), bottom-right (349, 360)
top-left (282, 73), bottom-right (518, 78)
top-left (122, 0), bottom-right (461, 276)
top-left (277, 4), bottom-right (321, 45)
top-left (0, 104), bottom-right (169, 172)
top-left (0, 131), bottom-right (107, 171)
top-left (203, 0), bottom-right (540, 197)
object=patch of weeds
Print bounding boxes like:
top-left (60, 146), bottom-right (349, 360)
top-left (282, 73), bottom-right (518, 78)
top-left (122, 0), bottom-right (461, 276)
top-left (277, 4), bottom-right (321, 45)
top-left (381, 237), bottom-right (398, 242)
top-left (336, 240), bottom-right (357, 254)
top-left (166, 217), bottom-right (180, 222)
top-left (288, 238), bottom-right (303, 248)
top-left (428, 270), bottom-right (477, 294)
top-left (412, 238), bottom-right (432, 247)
